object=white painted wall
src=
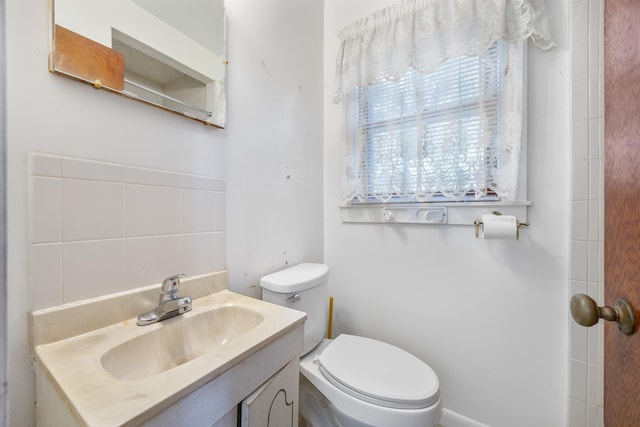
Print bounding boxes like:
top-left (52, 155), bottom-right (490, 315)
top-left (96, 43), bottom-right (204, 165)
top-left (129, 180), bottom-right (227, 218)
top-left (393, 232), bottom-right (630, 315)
top-left (0, 0), bottom-right (7, 423)
top-left (225, 0), bottom-right (324, 298)
top-left (5, 0), bottom-right (322, 425)
top-left (323, 2), bottom-right (570, 427)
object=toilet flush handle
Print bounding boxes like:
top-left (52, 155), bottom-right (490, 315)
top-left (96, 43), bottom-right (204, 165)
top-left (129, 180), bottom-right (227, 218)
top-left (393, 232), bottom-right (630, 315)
top-left (287, 293), bottom-right (301, 302)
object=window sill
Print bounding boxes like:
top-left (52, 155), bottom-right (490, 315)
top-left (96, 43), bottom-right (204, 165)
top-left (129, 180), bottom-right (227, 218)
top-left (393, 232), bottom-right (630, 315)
top-left (340, 201), bottom-right (530, 226)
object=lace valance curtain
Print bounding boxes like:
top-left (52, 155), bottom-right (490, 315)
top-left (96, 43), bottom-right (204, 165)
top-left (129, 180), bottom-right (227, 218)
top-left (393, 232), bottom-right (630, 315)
top-left (334, 0), bottom-right (555, 103)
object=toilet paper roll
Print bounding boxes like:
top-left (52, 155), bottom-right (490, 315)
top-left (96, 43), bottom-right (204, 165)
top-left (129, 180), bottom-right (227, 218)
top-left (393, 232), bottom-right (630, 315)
top-left (481, 214), bottom-right (518, 239)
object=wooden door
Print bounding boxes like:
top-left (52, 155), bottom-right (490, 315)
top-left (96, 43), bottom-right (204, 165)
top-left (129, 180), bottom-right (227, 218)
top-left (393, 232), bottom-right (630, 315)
top-left (604, 0), bottom-right (640, 425)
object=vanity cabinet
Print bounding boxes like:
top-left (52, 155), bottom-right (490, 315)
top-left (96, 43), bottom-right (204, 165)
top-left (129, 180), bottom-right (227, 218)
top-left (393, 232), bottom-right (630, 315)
top-left (146, 359), bottom-right (300, 427)
top-left (142, 359), bottom-right (300, 427)
top-left (241, 359), bottom-right (299, 427)
top-left (143, 327), bottom-right (303, 427)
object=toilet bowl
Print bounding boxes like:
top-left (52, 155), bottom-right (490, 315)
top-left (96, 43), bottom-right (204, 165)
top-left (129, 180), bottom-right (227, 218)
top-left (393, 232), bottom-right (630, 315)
top-left (260, 263), bottom-right (442, 427)
top-left (300, 337), bottom-right (442, 427)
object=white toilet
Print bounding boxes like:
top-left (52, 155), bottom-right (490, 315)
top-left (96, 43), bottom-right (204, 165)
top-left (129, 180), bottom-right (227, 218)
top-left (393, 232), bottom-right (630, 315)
top-left (260, 263), bottom-right (442, 427)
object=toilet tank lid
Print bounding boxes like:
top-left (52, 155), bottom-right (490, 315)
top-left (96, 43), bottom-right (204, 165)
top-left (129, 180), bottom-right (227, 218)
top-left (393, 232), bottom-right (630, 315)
top-left (260, 263), bottom-right (329, 293)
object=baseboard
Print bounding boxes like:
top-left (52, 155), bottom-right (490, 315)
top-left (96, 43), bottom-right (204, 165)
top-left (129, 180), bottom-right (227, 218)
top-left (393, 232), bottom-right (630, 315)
top-left (438, 408), bottom-right (491, 427)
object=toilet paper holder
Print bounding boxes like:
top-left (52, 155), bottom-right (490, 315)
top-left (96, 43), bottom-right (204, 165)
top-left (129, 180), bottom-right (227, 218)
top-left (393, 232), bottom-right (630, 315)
top-left (473, 211), bottom-right (529, 240)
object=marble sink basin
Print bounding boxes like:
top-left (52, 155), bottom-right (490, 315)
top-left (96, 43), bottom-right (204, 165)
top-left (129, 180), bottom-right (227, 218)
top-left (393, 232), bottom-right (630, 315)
top-left (101, 305), bottom-right (265, 380)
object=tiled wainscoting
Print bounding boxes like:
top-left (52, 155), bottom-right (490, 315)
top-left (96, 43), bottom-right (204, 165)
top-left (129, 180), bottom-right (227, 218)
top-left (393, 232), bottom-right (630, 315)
top-left (569, 0), bottom-right (604, 426)
top-left (28, 153), bottom-right (226, 310)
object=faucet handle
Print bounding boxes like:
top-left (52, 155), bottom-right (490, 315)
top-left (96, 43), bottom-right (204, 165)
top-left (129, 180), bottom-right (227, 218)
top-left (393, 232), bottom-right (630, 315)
top-left (160, 273), bottom-right (185, 297)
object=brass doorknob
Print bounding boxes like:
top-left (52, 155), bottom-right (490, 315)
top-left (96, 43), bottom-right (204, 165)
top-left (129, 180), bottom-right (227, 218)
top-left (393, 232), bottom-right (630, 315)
top-left (570, 293), bottom-right (636, 335)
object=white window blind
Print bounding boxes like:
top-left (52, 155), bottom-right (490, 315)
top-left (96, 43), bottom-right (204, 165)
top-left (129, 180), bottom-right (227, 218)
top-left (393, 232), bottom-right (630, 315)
top-left (350, 41), bottom-right (519, 202)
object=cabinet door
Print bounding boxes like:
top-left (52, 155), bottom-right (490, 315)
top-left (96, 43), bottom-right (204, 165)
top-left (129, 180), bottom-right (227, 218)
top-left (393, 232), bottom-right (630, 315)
top-left (241, 359), bottom-right (299, 427)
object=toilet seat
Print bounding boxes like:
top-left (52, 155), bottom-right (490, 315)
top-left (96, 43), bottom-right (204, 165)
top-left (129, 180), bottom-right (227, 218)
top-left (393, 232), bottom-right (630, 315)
top-left (315, 334), bottom-right (440, 410)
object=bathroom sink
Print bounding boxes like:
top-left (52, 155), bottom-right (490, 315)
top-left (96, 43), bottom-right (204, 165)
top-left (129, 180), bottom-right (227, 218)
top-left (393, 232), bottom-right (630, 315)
top-left (30, 275), bottom-right (306, 427)
top-left (101, 305), bottom-right (264, 380)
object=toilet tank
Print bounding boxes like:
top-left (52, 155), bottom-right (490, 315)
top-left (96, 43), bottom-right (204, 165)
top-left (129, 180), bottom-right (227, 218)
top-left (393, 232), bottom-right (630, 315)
top-left (260, 263), bottom-right (329, 355)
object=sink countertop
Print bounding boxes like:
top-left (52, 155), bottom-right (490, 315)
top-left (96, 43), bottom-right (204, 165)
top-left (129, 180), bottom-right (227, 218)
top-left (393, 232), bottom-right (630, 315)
top-left (30, 271), bottom-right (307, 427)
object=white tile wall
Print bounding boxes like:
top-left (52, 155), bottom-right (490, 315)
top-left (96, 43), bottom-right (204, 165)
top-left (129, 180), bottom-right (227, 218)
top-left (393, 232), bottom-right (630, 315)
top-left (569, 0), bottom-right (604, 426)
top-left (28, 153), bottom-right (226, 309)
top-left (125, 184), bottom-right (182, 236)
top-left (30, 177), bottom-right (62, 243)
top-left (62, 240), bottom-right (126, 301)
top-left (63, 179), bottom-right (125, 241)
top-left (29, 244), bottom-right (63, 308)
top-left (124, 235), bottom-right (183, 288)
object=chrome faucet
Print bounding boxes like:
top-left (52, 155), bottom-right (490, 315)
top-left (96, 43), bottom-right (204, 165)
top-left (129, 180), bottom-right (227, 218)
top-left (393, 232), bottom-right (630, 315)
top-left (137, 274), bottom-right (193, 326)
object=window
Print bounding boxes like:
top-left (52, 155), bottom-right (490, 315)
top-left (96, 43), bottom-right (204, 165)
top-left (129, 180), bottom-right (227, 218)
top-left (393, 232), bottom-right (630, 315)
top-left (333, 0), bottom-right (554, 224)
top-left (347, 41), bottom-right (525, 203)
